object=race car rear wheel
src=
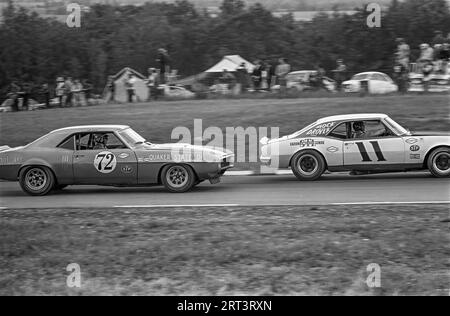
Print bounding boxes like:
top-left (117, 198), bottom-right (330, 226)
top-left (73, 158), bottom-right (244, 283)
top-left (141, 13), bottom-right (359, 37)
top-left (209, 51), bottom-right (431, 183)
top-left (291, 150), bottom-right (326, 181)
top-left (427, 147), bottom-right (450, 178)
top-left (19, 166), bottom-right (55, 196)
top-left (161, 164), bottom-right (196, 193)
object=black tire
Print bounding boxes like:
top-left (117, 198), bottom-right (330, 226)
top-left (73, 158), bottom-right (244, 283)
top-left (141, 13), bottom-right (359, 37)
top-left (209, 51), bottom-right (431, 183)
top-left (19, 166), bottom-right (55, 196)
top-left (161, 164), bottom-right (196, 193)
top-left (291, 150), bottom-right (326, 181)
top-left (427, 147), bottom-right (450, 178)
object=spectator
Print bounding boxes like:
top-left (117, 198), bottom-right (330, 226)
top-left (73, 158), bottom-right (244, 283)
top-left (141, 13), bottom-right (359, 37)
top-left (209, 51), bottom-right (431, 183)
top-left (418, 43), bottom-right (434, 62)
top-left (219, 69), bottom-right (236, 91)
top-left (40, 83), bottom-right (50, 108)
top-left (55, 77), bottom-right (65, 107)
top-left (235, 62), bottom-right (249, 93)
top-left (264, 59), bottom-right (275, 91)
top-left (275, 58), bottom-right (291, 92)
top-left (9, 81), bottom-right (21, 112)
top-left (83, 79), bottom-right (93, 104)
top-left (72, 79), bottom-right (83, 106)
top-left (106, 75), bottom-right (115, 103)
top-left (65, 77), bottom-right (74, 107)
top-left (314, 65), bottom-right (327, 91)
top-left (146, 68), bottom-right (159, 101)
top-left (251, 60), bottom-right (263, 90)
top-left (156, 48), bottom-right (170, 84)
top-left (393, 62), bottom-right (408, 94)
top-left (395, 38), bottom-right (410, 69)
top-left (332, 59), bottom-right (347, 91)
top-left (124, 73), bottom-right (135, 103)
top-left (432, 30), bottom-right (445, 46)
top-left (21, 80), bottom-right (31, 111)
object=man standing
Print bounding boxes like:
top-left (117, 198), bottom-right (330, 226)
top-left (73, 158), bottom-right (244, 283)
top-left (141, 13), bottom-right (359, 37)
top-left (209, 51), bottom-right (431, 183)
top-left (124, 74), bottom-right (135, 103)
top-left (251, 60), bottom-right (262, 90)
top-left (9, 81), bottom-right (21, 112)
top-left (332, 59), bottom-right (347, 91)
top-left (264, 59), bottom-right (275, 91)
top-left (235, 62), bottom-right (249, 93)
top-left (146, 68), bottom-right (159, 101)
top-left (40, 83), bottom-right (50, 108)
top-left (55, 77), bottom-right (65, 107)
top-left (65, 77), bottom-right (74, 107)
top-left (156, 48), bottom-right (170, 84)
top-left (395, 38), bottom-right (410, 69)
top-left (21, 80), bottom-right (31, 111)
top-left (275, 58), bottom-right (291, 93)
top-left (106, 76), bottom-right (115, 103)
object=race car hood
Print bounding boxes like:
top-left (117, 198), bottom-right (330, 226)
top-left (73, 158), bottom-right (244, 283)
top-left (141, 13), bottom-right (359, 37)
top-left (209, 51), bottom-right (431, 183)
top-left (136, 142), bottom-right (233, 160)
top-left (411, 131), bottom-right (450, 136)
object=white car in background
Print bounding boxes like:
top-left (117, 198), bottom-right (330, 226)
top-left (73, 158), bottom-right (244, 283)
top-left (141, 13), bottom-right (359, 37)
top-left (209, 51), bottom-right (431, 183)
top-left (271, 70), bottom-right (337, 92)
top-left (162, 85), bottom-right (196, 99)
top-left (342, 72), bottom-right (398, 94)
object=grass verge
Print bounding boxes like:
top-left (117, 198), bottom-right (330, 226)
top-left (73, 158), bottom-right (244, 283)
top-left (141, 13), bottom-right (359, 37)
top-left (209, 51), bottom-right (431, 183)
top-left (1, 94), bottom-right (449, 148)
top-left (0, 204), bottom-right (449, 295)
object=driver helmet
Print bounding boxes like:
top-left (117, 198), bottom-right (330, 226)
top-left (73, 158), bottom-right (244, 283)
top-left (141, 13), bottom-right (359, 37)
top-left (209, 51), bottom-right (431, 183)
top-left (94, 134), bottom-right (108, 146)
top-left (353, 121), bottom-right (365, 132)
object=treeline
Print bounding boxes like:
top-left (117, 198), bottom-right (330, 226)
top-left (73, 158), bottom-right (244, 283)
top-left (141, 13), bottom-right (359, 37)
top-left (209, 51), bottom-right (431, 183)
top-left (0, 0), bottom-right (449, 93)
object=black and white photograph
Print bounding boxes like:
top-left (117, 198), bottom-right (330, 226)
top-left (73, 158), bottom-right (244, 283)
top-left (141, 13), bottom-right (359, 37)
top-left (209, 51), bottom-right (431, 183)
top-left (0, 0), bottom-right (449, 299)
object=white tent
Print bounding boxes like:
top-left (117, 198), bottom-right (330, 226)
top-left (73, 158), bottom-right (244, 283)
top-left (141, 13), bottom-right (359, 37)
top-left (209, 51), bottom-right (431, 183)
top-left (105, 67), bottom-right (148, 102)
top-left (205, 55), bottom-right (254, 73)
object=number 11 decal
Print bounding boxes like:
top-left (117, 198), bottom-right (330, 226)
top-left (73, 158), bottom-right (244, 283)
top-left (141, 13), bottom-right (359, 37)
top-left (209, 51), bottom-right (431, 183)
top-left (355, 141), bottom-right (386, 162)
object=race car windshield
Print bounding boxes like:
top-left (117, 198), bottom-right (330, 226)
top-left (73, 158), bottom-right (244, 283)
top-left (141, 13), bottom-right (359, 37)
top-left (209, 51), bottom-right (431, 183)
top-left (385, 117), bottom-right (410, 136)
top-left (119, 128), bottom-right (147, 146)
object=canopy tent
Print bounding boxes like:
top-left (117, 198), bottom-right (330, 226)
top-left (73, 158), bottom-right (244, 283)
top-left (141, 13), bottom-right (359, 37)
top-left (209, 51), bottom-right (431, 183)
top-left (205, 55), bottom-right (254, 73)
top-left (104, 67), bottom-right (148, 102)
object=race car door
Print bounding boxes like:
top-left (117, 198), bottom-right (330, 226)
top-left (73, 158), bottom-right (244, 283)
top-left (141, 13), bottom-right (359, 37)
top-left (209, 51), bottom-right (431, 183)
top-left (72, 132), bottom-right (138, 184)
top-left (343, 120), bottom-right (405, 168)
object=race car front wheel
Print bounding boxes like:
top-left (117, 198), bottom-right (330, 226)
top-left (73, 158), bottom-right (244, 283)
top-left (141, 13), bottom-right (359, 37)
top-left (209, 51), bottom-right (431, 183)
top-left (291, 150), bottom-right (326, 181)
top-left (427, 147), bottom-right (450, 178)
top-left (161, 164), bottom-right (196, 193)
top-left (19, 166), bottom-right (55, 196)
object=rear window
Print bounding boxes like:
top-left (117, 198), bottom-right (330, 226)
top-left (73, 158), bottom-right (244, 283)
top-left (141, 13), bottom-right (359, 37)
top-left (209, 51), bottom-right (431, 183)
top-left (57, 136), bottom-right (75, 150)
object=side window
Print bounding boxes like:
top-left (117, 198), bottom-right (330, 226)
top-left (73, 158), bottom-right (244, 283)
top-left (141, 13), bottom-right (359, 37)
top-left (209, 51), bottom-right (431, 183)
top-left (372, 74), bottom-right (386, 81)
top-left (104, 133), bottom-right (127, 149)
top-left (328, 123), bottom-right (348, 139)
top-left (76, 133), bottom-right (92, 150)
top-left (58, 135), bottom-right (75, 150)
top-left (351, 120), bottom-right (392, 139)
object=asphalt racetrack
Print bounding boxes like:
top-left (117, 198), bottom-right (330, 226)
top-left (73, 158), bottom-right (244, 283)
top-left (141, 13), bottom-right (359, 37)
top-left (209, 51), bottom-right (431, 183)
top-left (1, 172), bottom-right (449, 209)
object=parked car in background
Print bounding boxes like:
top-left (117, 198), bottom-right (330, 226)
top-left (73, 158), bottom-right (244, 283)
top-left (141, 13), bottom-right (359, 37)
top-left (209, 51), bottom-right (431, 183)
top-left (272, 70), bottom-right (337, 92)
top-left (342, 72), bottom-right (398, 94)
top-left (162, 85), bottom-right (196, 99)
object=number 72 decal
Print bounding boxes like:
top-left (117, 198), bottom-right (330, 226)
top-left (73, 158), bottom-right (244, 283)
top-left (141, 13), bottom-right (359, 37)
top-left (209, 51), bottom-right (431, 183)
top-left (94, 151), bottom-right (117, 173)
top-left (355, 141), bottom-right (386, 162)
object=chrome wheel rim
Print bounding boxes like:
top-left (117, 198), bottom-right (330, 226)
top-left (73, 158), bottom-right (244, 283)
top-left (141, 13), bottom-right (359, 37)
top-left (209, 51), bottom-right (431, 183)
top-left (297, 154), bottom-right (318, 176)
top-left (433, 152), bottom-right (450, 172)
top-left (166, 166), bottom-right (189, 188)
top-left (25, 168), bottom-right (47, 191)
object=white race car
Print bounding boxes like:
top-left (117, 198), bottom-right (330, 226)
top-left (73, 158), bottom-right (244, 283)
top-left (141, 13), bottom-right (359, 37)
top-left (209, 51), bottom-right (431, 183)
top-left (260, 114), bottom-right (450, 180)
top-left (342, 72), bottom-right (398, 94)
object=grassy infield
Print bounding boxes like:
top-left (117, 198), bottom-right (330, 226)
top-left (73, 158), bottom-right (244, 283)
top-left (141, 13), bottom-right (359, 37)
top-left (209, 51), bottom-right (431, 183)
top-left (0, 94), bottom-right (449, 295)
